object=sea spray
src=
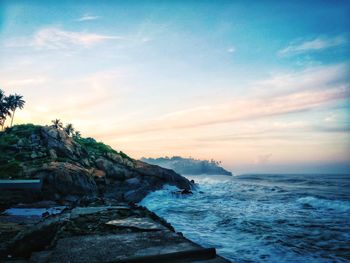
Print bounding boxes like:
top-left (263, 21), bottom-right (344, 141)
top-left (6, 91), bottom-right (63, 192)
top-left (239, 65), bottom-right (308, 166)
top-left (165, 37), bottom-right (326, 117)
top-left (141, 174), bottom-right (350, 262)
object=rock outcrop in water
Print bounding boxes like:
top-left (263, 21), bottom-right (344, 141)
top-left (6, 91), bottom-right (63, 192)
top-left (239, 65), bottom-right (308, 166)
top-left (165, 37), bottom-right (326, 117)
top-left (0, 124), bottom-right (192, 205)
top-left (141, 156), bottom-right (233, 176)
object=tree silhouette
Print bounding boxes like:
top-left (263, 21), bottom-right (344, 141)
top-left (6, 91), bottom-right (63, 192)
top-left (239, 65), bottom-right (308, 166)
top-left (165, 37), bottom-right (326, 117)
top-left (6, 94), bottom-right (25, 127)
top-left (52, 119), bottom-right (63, 129)
top-left (0, 89), bottom-right (12, 130)
top-left (73, 130), bottom-right (81, 139)
top-left (65, 123), bottom-right (75, 136)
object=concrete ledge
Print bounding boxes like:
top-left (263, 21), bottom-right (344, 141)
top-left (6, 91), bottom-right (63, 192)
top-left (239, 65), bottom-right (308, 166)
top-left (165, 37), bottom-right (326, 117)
top-left (0, 180), bottom-right (42, 190)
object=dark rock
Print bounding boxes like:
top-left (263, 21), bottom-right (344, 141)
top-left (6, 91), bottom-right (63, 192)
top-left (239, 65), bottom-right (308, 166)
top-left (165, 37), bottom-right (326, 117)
top-left (41, 126), bottom-right (85, 161)
top-left (172, 189), bottom-right (193, 196)
top-left (34, 162), bottom-right (98, 200)
top-left (95, 157), bottom-right (127, 181)
top-left (124, 188), bottom-right (150, 203)
top-left (133, 160), bottom-right (192, 191)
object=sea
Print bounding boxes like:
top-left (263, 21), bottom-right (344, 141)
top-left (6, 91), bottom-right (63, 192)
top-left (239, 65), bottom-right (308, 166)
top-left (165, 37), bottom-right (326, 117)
top-left (140, 174), bottom-right (350, 262)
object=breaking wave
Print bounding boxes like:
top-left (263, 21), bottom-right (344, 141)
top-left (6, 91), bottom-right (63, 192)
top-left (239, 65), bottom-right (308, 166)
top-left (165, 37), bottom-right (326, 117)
top-left (141, 174), bottom-right (350, 262)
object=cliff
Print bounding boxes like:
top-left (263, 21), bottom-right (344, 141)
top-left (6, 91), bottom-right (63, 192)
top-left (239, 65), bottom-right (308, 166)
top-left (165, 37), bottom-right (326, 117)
top-left (0, 124), bottom-right (192, 206)
top-left (0, 125), bottom-right (232, 262)
top-left (141, 156), bottom-right (233, 176)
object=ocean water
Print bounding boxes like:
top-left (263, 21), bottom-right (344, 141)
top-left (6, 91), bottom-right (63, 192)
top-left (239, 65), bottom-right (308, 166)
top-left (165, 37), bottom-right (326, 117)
top-left (140, 174), bottom-right (350, 262)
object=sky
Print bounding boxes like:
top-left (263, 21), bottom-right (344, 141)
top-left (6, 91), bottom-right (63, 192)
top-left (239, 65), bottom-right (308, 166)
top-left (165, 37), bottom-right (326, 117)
top-left (0, 0), bottom-right (349, 174)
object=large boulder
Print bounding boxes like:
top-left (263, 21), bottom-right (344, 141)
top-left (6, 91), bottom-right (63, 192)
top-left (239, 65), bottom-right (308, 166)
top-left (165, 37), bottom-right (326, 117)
top-left (32, 162), bottom-right (98, 200)
top-left (41, 126), bottom-right (86, 161)
top-left (133, 160), bottom-right (192, 190)
top-left (95, 157), bottom-right (137, 181)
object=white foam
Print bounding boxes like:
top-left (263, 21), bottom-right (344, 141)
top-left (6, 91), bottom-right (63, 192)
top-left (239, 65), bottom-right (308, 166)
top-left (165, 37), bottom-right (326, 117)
top-left (141, 175), bottom-right (350, 262)
top-left (297, 196), bottom-right (350, 213)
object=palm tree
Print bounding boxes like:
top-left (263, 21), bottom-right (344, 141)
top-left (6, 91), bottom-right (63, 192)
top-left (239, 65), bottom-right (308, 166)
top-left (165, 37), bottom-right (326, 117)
top-left (65, 123), bottom-right (75, 136)
top-left (73, 130), bottom-right (81, 139)
top-left (7, 94), bottom-right (25, 127)
top-left (51, 119), bottom-right (63, 129)
top-left (0, 89), bottom-right (11, 130)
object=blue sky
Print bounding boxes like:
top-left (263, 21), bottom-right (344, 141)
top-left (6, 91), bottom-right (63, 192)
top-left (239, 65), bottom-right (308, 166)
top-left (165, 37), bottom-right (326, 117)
top-left (1, 0), bottom-right (349, 173)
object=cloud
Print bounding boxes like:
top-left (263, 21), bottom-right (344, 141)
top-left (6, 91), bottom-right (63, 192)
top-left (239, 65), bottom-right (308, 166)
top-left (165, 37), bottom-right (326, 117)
top-left (103, 63), bottom-right (349, 137)
top-left (34, 28), bottom-right (123, 49)
top-left (253, 63), bottom-right (349, 96)
top-left (278, 35), bottom-right (347, 56)
top-left (76, 14), bottom-right (100, 22)
top-left (5, 27), bottom-right (123, 50)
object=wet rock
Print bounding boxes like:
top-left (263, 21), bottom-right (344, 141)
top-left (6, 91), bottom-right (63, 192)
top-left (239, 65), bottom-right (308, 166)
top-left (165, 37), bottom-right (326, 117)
top-left (134, 160), bottom-right (193, 191)
top-left (124, 188), bottom-right (150, 203)
top-left (124, 177), bottom-right (141, 187)
top-left (172, 189), bottom-right (193, 196)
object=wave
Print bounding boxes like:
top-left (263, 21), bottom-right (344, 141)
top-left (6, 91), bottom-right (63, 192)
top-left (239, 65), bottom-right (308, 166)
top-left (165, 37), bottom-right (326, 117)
top-left (296, 196), bottom-right (350, 213)
top-left (141, 174), bottom-right (350, 262)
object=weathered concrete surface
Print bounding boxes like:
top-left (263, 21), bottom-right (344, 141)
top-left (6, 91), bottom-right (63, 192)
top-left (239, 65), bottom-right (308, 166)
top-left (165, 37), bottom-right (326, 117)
top-left (32, 232), bottom-right (200, 262)
top-left (106, 216), bottom-right (168, 231)
top-left (0, 200), bottom-right (230, 263)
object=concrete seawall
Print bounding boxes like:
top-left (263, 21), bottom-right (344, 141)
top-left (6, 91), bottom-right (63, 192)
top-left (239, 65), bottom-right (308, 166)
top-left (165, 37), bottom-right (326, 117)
top-left (0, 199), bottom-right (230, 262)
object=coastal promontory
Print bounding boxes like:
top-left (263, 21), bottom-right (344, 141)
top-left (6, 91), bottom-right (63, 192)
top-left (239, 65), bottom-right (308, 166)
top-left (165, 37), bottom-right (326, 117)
top-left (0, 124), bottom-right (192, 207)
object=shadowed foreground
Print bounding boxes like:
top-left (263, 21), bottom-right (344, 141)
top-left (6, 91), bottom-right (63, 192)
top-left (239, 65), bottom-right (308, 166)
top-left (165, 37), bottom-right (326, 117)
top-left (0, 198), bottom-right (229, 262)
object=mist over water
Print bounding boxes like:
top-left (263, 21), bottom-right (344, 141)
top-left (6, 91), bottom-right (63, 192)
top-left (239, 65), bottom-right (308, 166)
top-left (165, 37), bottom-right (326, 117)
top-left (140, 174), bottom-right (350, 262)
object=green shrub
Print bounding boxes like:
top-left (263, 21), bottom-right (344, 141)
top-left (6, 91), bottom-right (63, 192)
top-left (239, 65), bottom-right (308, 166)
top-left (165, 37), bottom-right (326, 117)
top-left (75, 137), bottom-right (118, 155)
top-left (0, 134), bottom-right (19, 145)
top-left (119, 151), bottom-right (132, 160)
top-left (0, 161), bottom-right (23, 179)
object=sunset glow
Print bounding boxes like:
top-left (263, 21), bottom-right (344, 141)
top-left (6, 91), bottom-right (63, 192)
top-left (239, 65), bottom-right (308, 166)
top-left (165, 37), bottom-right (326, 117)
top-left (1, 1), bottom-right (349, 173)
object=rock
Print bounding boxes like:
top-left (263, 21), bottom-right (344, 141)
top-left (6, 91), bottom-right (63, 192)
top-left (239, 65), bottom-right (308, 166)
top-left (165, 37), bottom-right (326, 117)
top-left (49, 149), bottom-right (57, 159)
top-left (171, 189), bottom-right (193, 196)
top-left (32, 162), bottom-right (98, 200)
top-left (91, 169), bottom-right (106, 178)
top-left (105, 152), bottom-right (123, 164)
top-left (124, 187), bottom-right (150, 203)
top-left (41, 126), bottom-right (85, 160)
top-left (30, 152), bottom-right (38, 159)
top-left (81, 158), bottom-right (90, 167)
top-left (133, 160), bottom-right (192, 191)
top-left (124, 177), bottom-right (141, 187)
top-left (95, 157), bottom-right (127, 181)
top-left (1, 124), bottom-right (194, 205)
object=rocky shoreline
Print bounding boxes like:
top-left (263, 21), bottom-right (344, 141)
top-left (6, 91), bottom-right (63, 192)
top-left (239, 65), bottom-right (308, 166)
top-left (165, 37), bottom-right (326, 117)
top-left (0, 124), bottom-right (192, 206)
top-left (0, 124), bottom-right (230, 262)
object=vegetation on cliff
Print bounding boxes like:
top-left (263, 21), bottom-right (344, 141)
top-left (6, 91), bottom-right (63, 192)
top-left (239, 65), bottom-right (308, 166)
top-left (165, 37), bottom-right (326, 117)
top-left (141, 156), bottom-right (232, 176)
top-left (0, 123), bottom-right (192, 203)
top-left (0, 123), bottom-right (130, 179)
